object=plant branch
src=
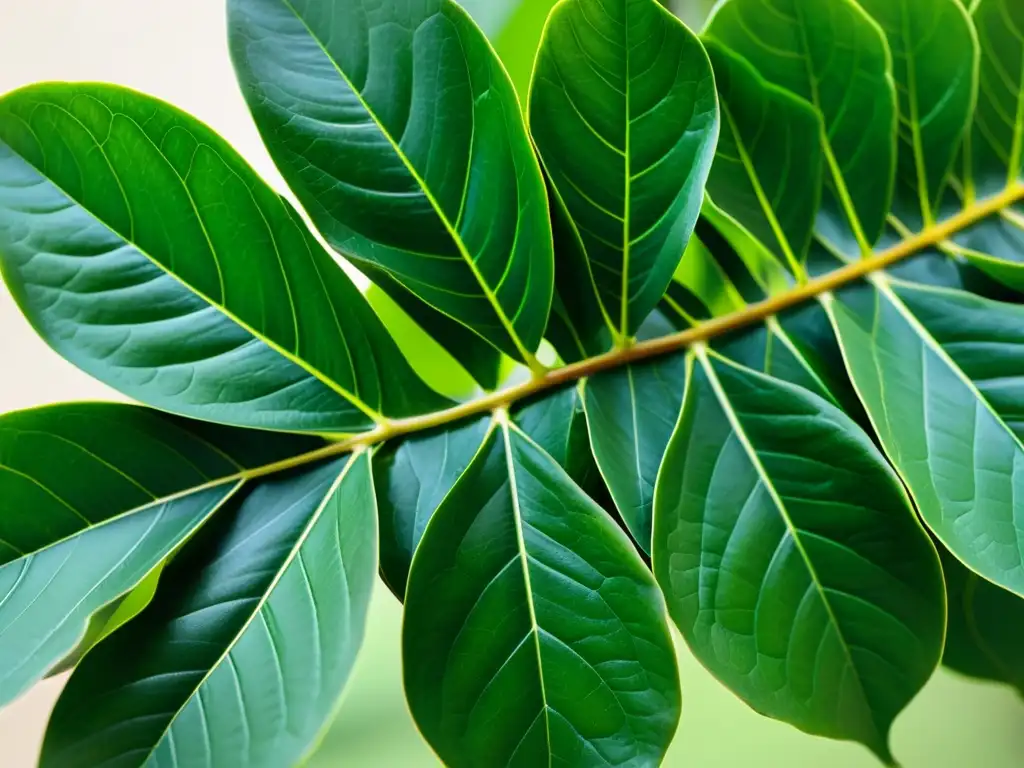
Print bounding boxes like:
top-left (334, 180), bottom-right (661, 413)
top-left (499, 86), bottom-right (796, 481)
top-left (254, 182), bottom-right (1024, 470)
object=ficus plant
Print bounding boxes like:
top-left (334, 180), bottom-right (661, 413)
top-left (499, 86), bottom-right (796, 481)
top-left (1, 0), bottom-right (1023, 765)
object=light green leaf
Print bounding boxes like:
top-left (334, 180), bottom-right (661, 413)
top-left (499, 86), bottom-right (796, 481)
top-left (529, 0), bottom-right (719, 341)
top-left (940, 543), bottom-right (1024, 696)
top-left (0, 403), bottom-right (320, 706)
top-left (404, 418), bottom-right (680, 765)
top-left (704, 40), bottom-right (824, 276)
top-left (653, 348), bottom-right (945, 764)
top-left (229, 0), bottom-right (554, 368)
top-left (0, 84), bottom-right (448, 434)
top-left (857, 0), bottom-right (978, 224)
top-left (41, 453), bottom-right (378, 768)
top-left (827, 278), bottom-right (1024, 598)
top-left (704, 0), bottom-right (897, 251)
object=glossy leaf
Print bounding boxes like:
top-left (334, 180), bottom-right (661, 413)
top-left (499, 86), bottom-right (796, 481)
top-left (704, 0), bottom-right (897, 251)
top-left (940, 544), bottom-right (1024, 695)
top-left (0, 84), bottom-right (448, 433)
top-left (653, 349), bottom-right (945, 763)
top-left (404, 419), bottom-right (680, 765)
top-left (827, 279), bottom-right (1024, 598)
top-left (529, 0), bottom-right (719, 340)
top-left (41, 454), bottom-right (377, 768)
top-left (229, 0), bottom-right (554, 366)
top-left (704, 40), bottom-right (824, 275)
top-left (0, 403), bottom-right (320, 706)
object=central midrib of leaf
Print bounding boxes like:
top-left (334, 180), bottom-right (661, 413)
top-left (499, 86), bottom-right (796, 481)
top-left (224, 184), bottom-right (1024, 474)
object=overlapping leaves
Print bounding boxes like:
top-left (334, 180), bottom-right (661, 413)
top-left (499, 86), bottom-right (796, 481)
top-left (3, 0), bottom-right (1024, 766)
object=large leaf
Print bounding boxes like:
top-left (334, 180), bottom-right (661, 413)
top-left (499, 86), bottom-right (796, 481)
top-left (703, 40), bottom-right (824, 276)
top-left (529, 0), bottom-right (718, 343)
top-left (940, 544), bottom-right (1024, 695)
top-left (41, 454), bottom-right (377, 768)
top-left (0, 403), bottom-right (320, 706)
top-left (856, 0), bottom-right (977, 224)
top-left (228, 0), bottom-right (554, 368)
top-left (403, 418), bottom-right (680, 765)
top-left (704, 0), bottom-right (897, 251)
top-left (0, 84), bottom-right (447, 434)
top-left (827, 278), bottom-right (1024, 598)
top-left (653, 348), bottom-right (945, 763)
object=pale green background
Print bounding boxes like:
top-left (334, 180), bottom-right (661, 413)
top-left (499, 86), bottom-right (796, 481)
top-left (0, 1), bottom-right (1022, 766)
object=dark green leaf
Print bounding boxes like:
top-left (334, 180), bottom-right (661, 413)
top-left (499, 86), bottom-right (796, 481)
top-left (0, 84), bottom-right (448, 433)
top-left (705, 0), bottom-right (897, 251)
top-left (529, 0), bottom-right (719, 341)
top-left (940, 544), bottom-right (1024, 695)
top-left (584, 352), bottom-right (686, 553)
top-left (827, 278), bottom-right (1024, 597)
top-left (404, 419), bottom-right (680, 765)
top-left (0, 403), bottom-right (319, 706)
top-left (704, 40), bottom-right (824, 275)
top-left (41, 454), bottom-right (377, 768)
top-left (857, 0), bottom-right (977, 224)
top-left (375, 417), bottom-right (491, 598)
top-left (653, 349), bottom-right (945, 764)
top-left (229, 0), bottom-right (554, 367)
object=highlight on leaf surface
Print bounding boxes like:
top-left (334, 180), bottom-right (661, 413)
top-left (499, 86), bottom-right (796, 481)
top-left (4, 0), bottom-right (1024, 765)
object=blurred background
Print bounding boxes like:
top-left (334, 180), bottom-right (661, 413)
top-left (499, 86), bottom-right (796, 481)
top-left (1, 1), bottom-right (1022, 765)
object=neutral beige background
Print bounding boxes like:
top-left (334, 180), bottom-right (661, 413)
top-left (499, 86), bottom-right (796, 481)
top-left (3, 2), bottom-right (1024, 767)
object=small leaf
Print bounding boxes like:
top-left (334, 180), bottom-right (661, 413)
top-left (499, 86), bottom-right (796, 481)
top-left (529, 0), bottom-right (719, 341)
top-left (653, 348), bottom-right (945, 764)
top-left (41, 454), bottom-right (378, 768)
top-left (0, 403), bottom-right (319, 706)
top-left (827, 278), bottom-right (1024, 598)
top-left (0, 84), bottom-right (448, 433)
top-left (404, 419), bottom-right (680, 765)
top-left (940, 544), bottom-right (1024, 696)
top-left (229, 0), bottom-right (554, 367)
top-left (705, 0), bottom-right (897, 251)
top-left (584, 353), bottom-right (686, 553)
top-left (375, 417), bottom-right (491, 598)
top-left (704, 40), bottom-right (824, 276)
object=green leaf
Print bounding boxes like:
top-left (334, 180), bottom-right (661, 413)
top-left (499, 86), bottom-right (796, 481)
top-left (228, 0), bottom-right (554, 368)
top-left (375, 416), bottom-right (491, 599)
top-left (529, 0), bottom-right (719, 341)
top-left (41, 454), bottom-right (378, 768)
top-left (376, 385), bottom-right (602, 599)
top-left (364, 275), bottom-right (504, 394)
top-left (827, 278), bottom-right (1024, 598)
top-left (403, 419), bottom-right (680, 765)
top-left (0, 84), bottom-right (448, 434)
top-left (584, 352), bottom-right (686, 553)
top-left (705, 0), bottom-right (897, 251)
top-left (653, 348), bottom-right (945, 764)
top-left (0, 403), bottom-right (319, 706)
top-left (938, 1), bottom-right (1024, 290)
top-left (856, 0), bottom-right (977, 224)
top-left (703, 40), bottom-right (824, 276)
top-left (940, 543), bottom-right (1024, 696)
